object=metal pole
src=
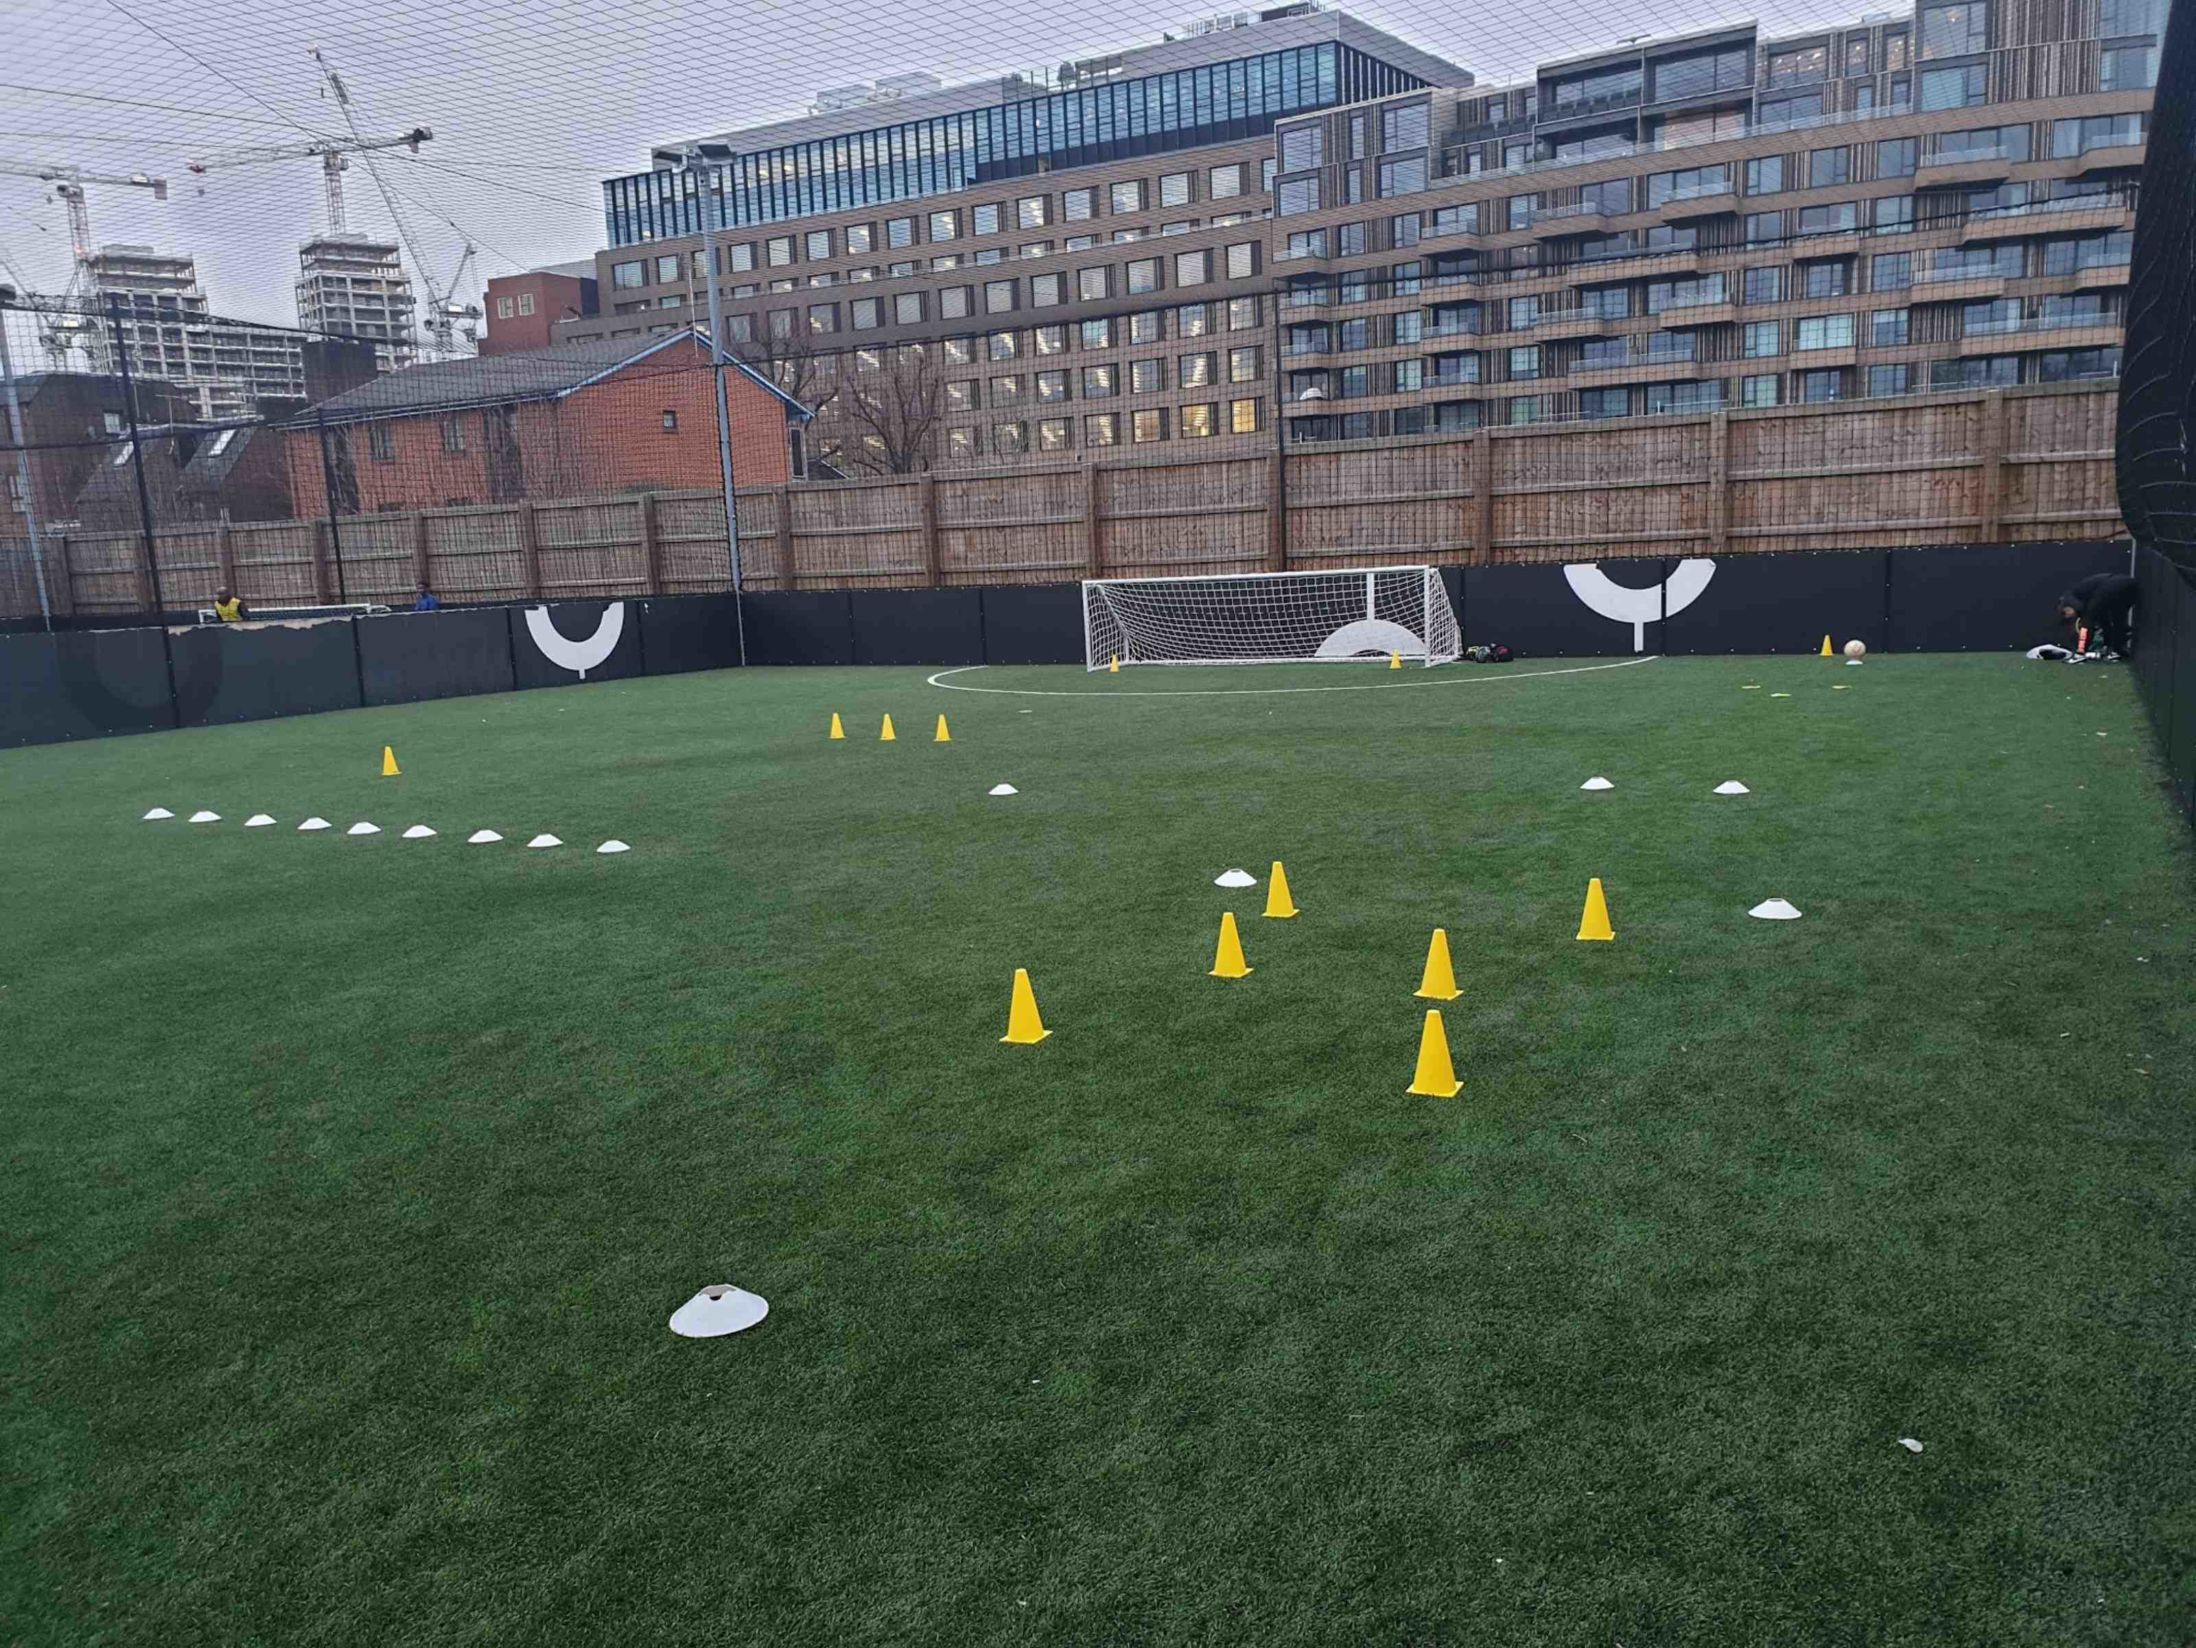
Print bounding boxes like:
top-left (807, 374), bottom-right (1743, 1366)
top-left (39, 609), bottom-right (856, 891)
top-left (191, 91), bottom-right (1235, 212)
top-left (0, 305), bottom-right (53, 630)
top-left (314, 410), bottom-right (351, 602)
top-left (688, 151), bottom-right (748, 667)
top-left (108, 294), bottom-right (179, 726)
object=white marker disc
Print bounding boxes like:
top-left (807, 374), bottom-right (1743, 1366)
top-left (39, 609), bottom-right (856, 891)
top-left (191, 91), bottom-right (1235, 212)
top-left (1579, 777), bottom-right (1614, 792)
top-left (1748, 898), bottom-right (1803, 920)
top-left (1213, 868), bottom-right (1256, 889)
top-left (987, 784), bottom-right (1018, 796)
top-left (142, 808), bottom-right (174, 821)
top-left (347, 822), bottom-right (380, 837)
top-left (596, 840), bottom-right (630, 854)
top-left (669, 1284), bottom-right (769, 1338)
top-left (244, 814), bottom-right (276, 827)
top-left (298, 817), bottom-right (331, 832)
top-left (526, 834), bottom-right (562, 849)
top-left (188, 810), bottom-right (221, 823)
top-left (467, 830), bottom-right (502, 844)
top-left (1713, 781), bottom-right (1750, 796)
top-left (402, 825), bottom-right (437, 840)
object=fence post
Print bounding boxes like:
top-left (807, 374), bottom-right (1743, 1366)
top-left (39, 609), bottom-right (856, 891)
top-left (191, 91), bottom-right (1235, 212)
top-left (773, 486), bottom-right (795, 588)
top-left (639, 494), bottom-right (664, 594)
top-left (517, 501), bottom-right (542, 599)
top-left (310, 520), bottom-right (336, 604)
top-left (135, 528), bottom-right (158, 613)
top-left (1471, 429), bottom-right (1496, 567)
top-left (1977, 389), bottom-right (2006, 544)
top-left (411, 512), bottom-right (430, 593)
top-left (918, 473), bottom-right (941, 585)
top-left (1266, 452), bottom-right (1286, 572)
top-left (214, 519), bottom-right (237, 594)
top-left (1707, 411), bottom-right (1731, 556)
top-left (1084, 463), bottom-right (1105, 578)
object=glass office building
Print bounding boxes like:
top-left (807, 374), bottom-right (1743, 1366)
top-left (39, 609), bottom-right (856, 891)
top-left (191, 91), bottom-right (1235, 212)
top-left (606, 38), bottom-right (1441, 245)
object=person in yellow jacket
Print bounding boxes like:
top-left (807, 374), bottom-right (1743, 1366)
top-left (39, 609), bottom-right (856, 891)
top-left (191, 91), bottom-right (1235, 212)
top-left (211, 588), bottom-right (249, 623)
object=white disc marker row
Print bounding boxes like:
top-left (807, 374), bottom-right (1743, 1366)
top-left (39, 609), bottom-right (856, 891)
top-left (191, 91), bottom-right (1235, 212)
top-left (141, 810), bottom-right (627, 853)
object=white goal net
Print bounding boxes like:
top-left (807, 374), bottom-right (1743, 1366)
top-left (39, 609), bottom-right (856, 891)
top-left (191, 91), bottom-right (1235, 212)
top-left (1083, 567), bottom-right (1462, 669)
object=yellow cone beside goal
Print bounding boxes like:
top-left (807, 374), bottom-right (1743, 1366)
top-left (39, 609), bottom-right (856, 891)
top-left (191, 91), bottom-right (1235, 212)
top-left (1000, 968), bottom-right (1051, 1044)
top-left (1108, 656), bottom-right (1120, 674)
top-left (1209, 911), bottom-right (1253, 979)
top-left (1263, 860), bottom-right (1299, 919)
top-left (1576, 877), bottom-right (1615, 942)
top-left (828, 712), bottom-right (845, 740)
top-left (1819, 634), bottom-right (1835, 657)
top-left (1407, 1009), bottom-right (1463, 1098)
top-left (880, 714), bottom-right (897, 742)
top-left (1415, 928), bottom-right (1461, 1000)
top-left (380, 745), bottom-right (400, 777)
top-left (1389, 650), bottom-right (1402, 670)
top-left (934, 714), bottom-right (952, 743)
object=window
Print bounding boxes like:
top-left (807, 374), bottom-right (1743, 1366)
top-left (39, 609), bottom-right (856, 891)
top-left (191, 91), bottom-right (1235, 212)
top-left (985, 280), bottom-right (1017, 315)
top-left (724, 242), bottom-right (757, 274)
top-left (940, 286), bottom-right (972, 321)
top-left (1508, 345), bottom-right (1541, 381)
top-left (1846, 37), bottom-right (1872, 75)
top-left (1062, 190), bottom-right (1096, 224)
top-left (1229, 346), bottom-right (1260, 383)
top-left (1280, 125), bottom-right (1323, 171)
top-left (1338, 318), bottom-right (1371, 352)
top-left (1382, 102), bottom-right (1430, 151)
top-left (945, 381), bottom-right (976, 412)
top-left (990, 375), bottom-right (1023, 406)
top-left (1872, 251), bottom-right (1913, 290)
top-left (612, 261), bottom-right (644, 289)
top-left (887, 217), bottom-right (916, 249)
top-left (1746, 156), bottom-right (1786, 195)
top-left (1082, 365), bottom-right (1117, 397)
top-left (1175, 250), bottom-right (1209, 288)
top-left (1111, 180), bottom-right (1145, 215)
top-left (1127, 258), bottom-right (1161, 296)
top-left (1076, 268), bottom-right (1110, 305)
top-left (1230, 398), bottom-right (1261, 435)
top-left (947, 428), bottom-right (975, 460)
top-left (1744, 320), bottom-right (1782, 357)
top-left (1744, 266), bottom-right (1785, 305)
top-left (1031, 273), bottom-right (1064, 307)
top-left (1746, 212), bottom-right (1784, 245)
top-left (1035, 370), bottom-right (1069, 403)
top-left (652, 253), bottom-right (678, 284)
top-left (1796, 313), bottom-right (1857, 350)
top-left (1377, 155), bottom-right (1426, 198)
top-left (893, 293), bottom-right (923, 325)
top-left (1180, 403), bottom-right (1216, 439)
top-left (1178, 352), bottom-right (1215, 388)
top-left (1872, 308), bottom-right (1910, 346)
top-left (1920, 64), bottom-right (1986, 109)
top-left (441, 418), bottom-right (467, 453)
top-left (1229, 297), bottom-right (1260, 331)
top-left (2100, 45), bottom-right (2156, 88)
top-left (1868, 363), bottom-right (1912, 396)
top-left (1213, 244), bottom-right (1255, 285)
top-left (368, 423), bottom-right (394, 461)
top-left (1803, 260), bottom-right (1852, 299)
top-left (1874, 139), bottom-right (1918, 182)
top-left (1158, 172), bottom-right (1193, 209)
top-left (1391, 358), bottom-right (1422, 394)
top-left (944, 337), bottom-right (974, 364)
top-left (992, 421), bottom-right (1026, 455)
top-left (1810, 148), bottom-right (1851, 188)
top-left (1209, 163), bottom-right (1245, 201)
top-left (1798, 202), bottom-right (1859, 235)
top-left (1132, 408), bottom-right (1167, 443)
top-left (1800, 369), bottom-right (1846, 403)
top-left (843, 224), bottom-right (873, 256)
top-left (1427, 202), bottom-right (1479, 237)
top-left (988, 331), bottom-right (1019, 361)
top-left (1768, 44), bottom-right (1830, 85)
top-left (926, 209), bottom-right (958, 243)
top-left (1081, 318), bottom-right (1113, 350)
top-left (808, 303), bottom-right (839, 334)
top-left (1084, 412), bottom-right (1119, 446)
top-left (1650, 44), bottom-right (1755, 101)
top-left (1742, 373), bottom-right (1781, 407)
top-left (1276, 178), bottom-right (1320, 216)
top-left (1875, 196), bottom-right (1914, 234)
top-left (852, 297), bottom-right (882, 329)
top-left (1648, 164), bottom-right (1733, 207)
top-left (1177, 305), bottom-right (1211, 339)
top-left (1919, 1), bottom-right (1987, 58)
top-left (495, 295), bottom-right (515, 320)
top-left (1886, 30), bottom-right (1911, 67)
top-left (2101, 0), bottom-right (2160, 34)
top-left (971, 203), bottom-right (1001, 237)
top-left (1130, 311), bottom-right (1165, 345)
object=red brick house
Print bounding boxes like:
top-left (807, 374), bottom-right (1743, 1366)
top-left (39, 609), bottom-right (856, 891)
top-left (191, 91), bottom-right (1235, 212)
top-left (288, 330), bottom-right (808, 515)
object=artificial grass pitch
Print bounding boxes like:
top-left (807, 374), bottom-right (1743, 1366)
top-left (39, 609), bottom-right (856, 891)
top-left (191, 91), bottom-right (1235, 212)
top-left (3, 655), bottom-right (2191, 1646)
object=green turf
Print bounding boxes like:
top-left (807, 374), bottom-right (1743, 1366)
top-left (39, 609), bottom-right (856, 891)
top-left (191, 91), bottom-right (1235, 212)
top-left (4, 655), bottom-right (2192, 1646)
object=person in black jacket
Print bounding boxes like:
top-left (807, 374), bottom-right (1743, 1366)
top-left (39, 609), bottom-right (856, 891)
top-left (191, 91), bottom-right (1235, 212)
top-left (2057, 572), bottom-right (2137, 658)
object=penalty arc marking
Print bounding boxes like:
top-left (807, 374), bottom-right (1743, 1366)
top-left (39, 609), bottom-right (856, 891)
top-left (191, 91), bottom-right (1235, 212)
top-left (523, 602), bottom-right (625, 677)
top-left (924, 656), bottom-right (1659, 697)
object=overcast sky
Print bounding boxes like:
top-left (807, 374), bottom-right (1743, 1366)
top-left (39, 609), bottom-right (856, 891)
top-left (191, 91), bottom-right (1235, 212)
top-left (3, 0), bottom-right (1856, 348)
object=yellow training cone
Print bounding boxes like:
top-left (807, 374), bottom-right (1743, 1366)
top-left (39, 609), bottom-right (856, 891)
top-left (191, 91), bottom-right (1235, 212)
top-left (1407, 1009), bottom-right (1463, 1098)
top-left (1819, 634), bottom-right (1834, 657)
top-left (1000, 968), bottom-right (1051, 1044)
top-left (1209, 911), bottom-right (1253, 979)
top-left (1576, 877), bottom-right (1615, 942)
top-left (828, 712), bottom-right (845, 740)
top-left (380, 745), bottom-right (400, 777)
top-left (1389, 650), bottom-right (1402, 669)
top-left (880, 714), bottom-right (897, 742)
top-left (1415, 928), bottom-right (1461, 1000)
top-left (1108, 656), bottom-right (1120, 674)
top-left (934, 714), bottom-right (951, 743)
top-left (1263, 860), bottom-right (1299, 919)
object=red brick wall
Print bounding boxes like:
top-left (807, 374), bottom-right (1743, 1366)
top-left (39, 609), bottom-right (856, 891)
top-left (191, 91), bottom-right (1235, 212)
top-left (481, 273), bottom-right (593, 356)
top-left (289, 342), bottom-right (793, 515)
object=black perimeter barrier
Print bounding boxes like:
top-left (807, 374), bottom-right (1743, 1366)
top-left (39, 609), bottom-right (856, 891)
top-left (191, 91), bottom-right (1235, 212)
top-left (0, 545), bottom-right (2132, 750)
top-left (2117, 0), bottom-right (2196, 826)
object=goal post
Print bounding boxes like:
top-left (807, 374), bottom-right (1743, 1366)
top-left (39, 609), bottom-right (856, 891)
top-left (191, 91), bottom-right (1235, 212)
top-left (1082, 566), bottom-right (1462, 669)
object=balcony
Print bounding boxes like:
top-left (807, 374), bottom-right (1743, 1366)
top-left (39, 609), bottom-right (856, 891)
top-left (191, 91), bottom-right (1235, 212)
top-left (2070, 143), bottom-right (2145, 176)
top-left (1653, 299), bottom-right (1735, 328)
top-left (1790, 344), bottom-right (1858, 369)
top-left (1530, 201), bottom-right (1614, 234)
top-left (1538, 85), bottom-right (1645, 128)
top-left (1659, 186), bottom-right (1740, 221)
top-left (1960, 197), bottom-right (2131, 243)
top-left (1915, 145), bottom-right (2017, 186)
top-left (1530, 307), bottom-right (1618, 339)
top-left (1566, 352), bottom-right (1708, 389)
top-left (1911, 267), bottom-right (2009, 300)
top-left (1958, 316), bottom-right (2120, 355)
top-left (2071, 258), bottom-right (2132, 290)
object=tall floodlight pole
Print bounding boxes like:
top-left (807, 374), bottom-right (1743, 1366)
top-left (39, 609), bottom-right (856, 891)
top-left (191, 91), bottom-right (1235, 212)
top-left (0, 294), bottom-right (54, 629)
top-left (682, 141), bottom-right (746, 666)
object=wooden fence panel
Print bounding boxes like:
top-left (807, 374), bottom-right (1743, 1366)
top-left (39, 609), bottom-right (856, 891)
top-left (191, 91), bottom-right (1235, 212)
top-left (329, 514), bottom-right (420, 603)
top-left (536, 499), bottom-right (647, 597)
top-left (227, 522), bottom-right (319, 606)
top-left (423, 509), bottom-right (528, 603)
top-left (938, 469), bottom-right (1084, 584)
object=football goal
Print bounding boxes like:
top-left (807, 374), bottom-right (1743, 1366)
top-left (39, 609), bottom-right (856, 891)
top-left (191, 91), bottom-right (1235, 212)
top-left (1083, 566), bottom-right (1462, 670)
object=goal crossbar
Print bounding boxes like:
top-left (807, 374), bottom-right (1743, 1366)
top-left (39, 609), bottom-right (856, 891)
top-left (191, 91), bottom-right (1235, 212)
top-left (1082, 566), bottom-right (1461, 670)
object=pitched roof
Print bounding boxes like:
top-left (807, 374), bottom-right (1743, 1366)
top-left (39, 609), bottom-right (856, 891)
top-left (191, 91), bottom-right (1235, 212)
top-left (294, 329), bottom-right (808, 426)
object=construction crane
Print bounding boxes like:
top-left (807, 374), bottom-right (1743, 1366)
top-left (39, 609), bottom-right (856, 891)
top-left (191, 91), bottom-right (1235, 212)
top-left (186, 126), bottom-right (432, 235)
top-left (0, 164), bottom-right (167, 362)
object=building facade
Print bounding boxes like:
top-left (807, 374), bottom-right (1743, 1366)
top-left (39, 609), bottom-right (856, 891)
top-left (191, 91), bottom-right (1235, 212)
top-left (562, 0), bottom-right (2155, 472)
top-left (482, 263), bottom-right (599, 356)
top-left (77, 247), bottom-right (306, 423)
top-left (296, 237), bottom-right (418, 375)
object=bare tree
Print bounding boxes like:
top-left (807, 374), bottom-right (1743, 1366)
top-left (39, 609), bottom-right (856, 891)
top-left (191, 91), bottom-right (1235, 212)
top-left (827, 342), bottom-right (944, 477)
top-left (734, 321), bottom-right (840, 426)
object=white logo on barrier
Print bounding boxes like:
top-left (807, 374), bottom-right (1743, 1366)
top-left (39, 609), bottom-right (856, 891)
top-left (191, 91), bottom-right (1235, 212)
top-left (1315, 618), bottom-right (1427, 660)
top-left (523, 602), bottom-right (625, 677)
top-left (1563, 558), bottom-right (1717, 652)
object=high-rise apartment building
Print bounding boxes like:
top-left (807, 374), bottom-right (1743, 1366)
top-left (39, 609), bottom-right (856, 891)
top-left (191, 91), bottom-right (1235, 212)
top-left (564, 0), bottom-right (2155, 471)
top-left (78, 246), bottom-right (305, 423)
top-left (295, 236), bottom-right (418, 374)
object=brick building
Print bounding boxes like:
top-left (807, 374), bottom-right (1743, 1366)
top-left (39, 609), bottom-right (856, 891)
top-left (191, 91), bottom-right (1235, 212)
top-left (286, 331), bottom-right (809, 517)
top-left (481, 262), bottom-right (600, 356)
top-left (555, 0), bottom-right (2155, 470)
